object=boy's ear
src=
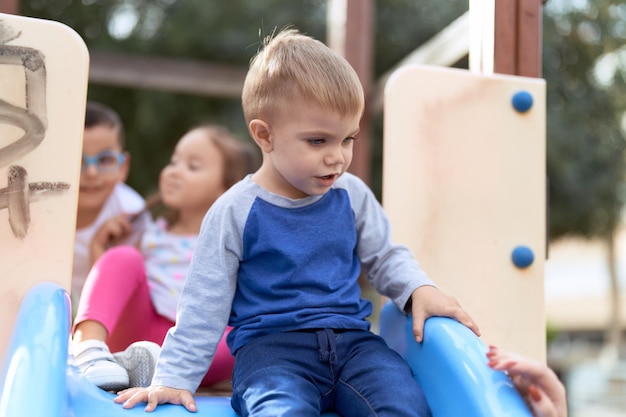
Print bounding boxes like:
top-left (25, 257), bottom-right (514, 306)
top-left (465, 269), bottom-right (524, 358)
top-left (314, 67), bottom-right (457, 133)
top-left (248, 119), bottom-right (273, 153)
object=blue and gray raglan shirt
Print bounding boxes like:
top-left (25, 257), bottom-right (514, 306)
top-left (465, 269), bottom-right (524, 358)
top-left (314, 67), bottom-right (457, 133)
top-left (152, 173), bottom-right (434, 392)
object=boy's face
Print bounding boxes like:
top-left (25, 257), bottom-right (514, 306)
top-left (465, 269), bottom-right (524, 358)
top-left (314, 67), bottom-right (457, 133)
top-left (253, 103), bottom-right (360, 199)
top-left (78, 125), bottom-right (128, 217)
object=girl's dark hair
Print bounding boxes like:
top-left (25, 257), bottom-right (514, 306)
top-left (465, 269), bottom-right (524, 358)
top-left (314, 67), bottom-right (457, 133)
top-left (146, 125), bottom-right (260, 225)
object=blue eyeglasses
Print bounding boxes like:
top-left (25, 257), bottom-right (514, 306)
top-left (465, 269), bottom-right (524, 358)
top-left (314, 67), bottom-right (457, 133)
top-left (81, 150), bottom-right (126, 173)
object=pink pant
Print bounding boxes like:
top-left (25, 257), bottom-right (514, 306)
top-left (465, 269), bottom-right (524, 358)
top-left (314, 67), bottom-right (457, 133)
top-left (73, 246), bottom-right (235, 387)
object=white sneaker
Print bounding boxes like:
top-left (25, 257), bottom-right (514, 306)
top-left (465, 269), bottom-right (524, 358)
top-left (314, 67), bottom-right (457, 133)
top-left (73, 339), bottom-right (129, 391)
top-left (113, 341), bottom-right (161, 388)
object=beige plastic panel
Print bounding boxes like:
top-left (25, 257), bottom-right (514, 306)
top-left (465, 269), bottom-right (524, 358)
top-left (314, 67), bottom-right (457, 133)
top-left (0, 13), bottom-right (89, 357)
top-left (383, 64), bottom-right (546, 361)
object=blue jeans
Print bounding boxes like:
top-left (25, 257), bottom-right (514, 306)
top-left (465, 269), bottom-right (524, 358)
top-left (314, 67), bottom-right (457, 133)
top-left (231, 329), bottom-right (432, 417)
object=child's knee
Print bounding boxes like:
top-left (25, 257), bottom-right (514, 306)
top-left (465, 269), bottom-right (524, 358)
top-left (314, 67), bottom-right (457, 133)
top-left (100, 245), bottom-right (143, 265)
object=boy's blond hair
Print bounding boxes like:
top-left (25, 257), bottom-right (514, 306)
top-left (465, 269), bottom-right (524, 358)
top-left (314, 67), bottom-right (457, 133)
top-left (242, 28), bottom-right (365, 123)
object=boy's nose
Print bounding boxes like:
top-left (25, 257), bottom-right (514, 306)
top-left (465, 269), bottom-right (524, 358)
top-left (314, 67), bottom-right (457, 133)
top-left (82, 164), bottom-right (99, 176)
top-left (325, 148), bottom-right (345, 166)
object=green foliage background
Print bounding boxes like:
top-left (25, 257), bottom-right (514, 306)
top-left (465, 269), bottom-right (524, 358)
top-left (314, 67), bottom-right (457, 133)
top-left (543, 1), bottom-right (626, 241)
top-left (17, 0), bottom-right (626, 244)
top-left (20, 0), bottom-right (467, 199)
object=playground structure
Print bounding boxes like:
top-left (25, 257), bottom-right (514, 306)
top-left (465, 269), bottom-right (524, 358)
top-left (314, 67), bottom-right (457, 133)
top-left (3, 281), bottom-right (533, 417)
top-left (0, 7), bottom-right (545, 417)
top-left (0, 12), bottom-right (88, 360)
top-left (383, 64), bottom-right (546, 362)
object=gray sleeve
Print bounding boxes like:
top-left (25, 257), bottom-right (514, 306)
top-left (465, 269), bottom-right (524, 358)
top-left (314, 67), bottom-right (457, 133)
top-left (151, 188), bottom-right (251, 392)
top-left (342, 174), bottom-right (435, 313)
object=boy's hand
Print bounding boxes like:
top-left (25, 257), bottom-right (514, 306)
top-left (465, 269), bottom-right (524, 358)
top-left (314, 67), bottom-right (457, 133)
top-left (114, 385), bottom-right (196, 412)
top-left (89, 213), bottom-right (133, 265)
top-left (409, 285), bottom-right (480, 342)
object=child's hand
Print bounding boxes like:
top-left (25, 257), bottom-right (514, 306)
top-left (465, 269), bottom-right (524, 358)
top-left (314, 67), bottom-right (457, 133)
top-left (487, 346), bottom-right (567, 417)
top-left (114, 385), bottom-right (196, 412)
top-left (89, 214), bottom-right (134, 265)
top-left (409, 285), bottom-right (480, 342)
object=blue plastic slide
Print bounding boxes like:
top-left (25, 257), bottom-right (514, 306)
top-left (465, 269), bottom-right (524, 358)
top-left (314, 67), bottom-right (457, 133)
top-left (0, 282), bottom-right (532, 416)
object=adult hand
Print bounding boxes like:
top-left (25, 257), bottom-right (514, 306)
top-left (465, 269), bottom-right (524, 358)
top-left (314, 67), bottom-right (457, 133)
top-left (409, 285), bottom-right (480, 342)
top-left (487, 346), bottom-right (567, 417)
top-left (114, 385), bottom-right (197, 413)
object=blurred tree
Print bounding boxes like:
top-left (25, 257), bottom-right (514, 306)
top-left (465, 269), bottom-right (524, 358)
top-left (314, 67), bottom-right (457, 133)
top-left (20, 0), bottom-right (329, 195)
top-left (544, 0), bottom-right (626, 354)
top-left (18, 0), bottom-right (467, 198)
